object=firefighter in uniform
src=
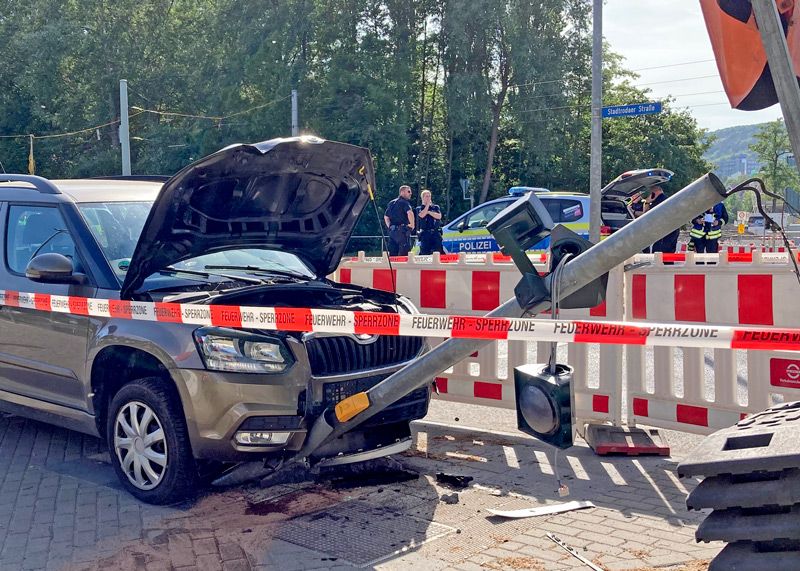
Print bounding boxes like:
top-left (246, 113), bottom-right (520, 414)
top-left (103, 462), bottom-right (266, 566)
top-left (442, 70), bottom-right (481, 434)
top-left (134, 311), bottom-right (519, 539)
top-left (415, 189), bottom-right (444, 255)
top-left (383, 185), bottom-right (415, 256)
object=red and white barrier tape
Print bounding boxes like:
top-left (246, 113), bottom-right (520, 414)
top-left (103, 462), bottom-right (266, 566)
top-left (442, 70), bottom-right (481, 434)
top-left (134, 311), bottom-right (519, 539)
top-left (1, 290), bottom-right (799, 352)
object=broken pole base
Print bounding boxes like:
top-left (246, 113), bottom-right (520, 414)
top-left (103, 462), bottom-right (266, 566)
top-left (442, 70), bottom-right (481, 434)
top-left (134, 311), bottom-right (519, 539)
top-left (585, 425), bottom-right (670, 456)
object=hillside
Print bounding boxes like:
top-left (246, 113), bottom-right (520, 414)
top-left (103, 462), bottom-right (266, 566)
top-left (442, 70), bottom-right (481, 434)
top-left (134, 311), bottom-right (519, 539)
top-left (703, 123), bottom-right (764, 180)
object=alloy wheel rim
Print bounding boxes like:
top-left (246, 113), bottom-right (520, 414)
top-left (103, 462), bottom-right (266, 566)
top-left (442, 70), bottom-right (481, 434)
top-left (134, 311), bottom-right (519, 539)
top-left (114, 401), bottom-right (168, 490)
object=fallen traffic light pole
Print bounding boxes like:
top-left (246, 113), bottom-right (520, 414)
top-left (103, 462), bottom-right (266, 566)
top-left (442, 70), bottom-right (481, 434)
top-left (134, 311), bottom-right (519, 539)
top-left (284, 172), bottom-right (729, 474)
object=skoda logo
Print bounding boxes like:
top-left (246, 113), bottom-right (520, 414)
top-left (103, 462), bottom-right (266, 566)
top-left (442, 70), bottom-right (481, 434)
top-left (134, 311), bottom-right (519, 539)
top-left (786, 363), bottom-right (800, 381)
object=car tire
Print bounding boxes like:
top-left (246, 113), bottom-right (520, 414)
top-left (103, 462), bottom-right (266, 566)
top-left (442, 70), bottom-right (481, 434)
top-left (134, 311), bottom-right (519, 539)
top-left (107, 377), bottom-right (197, 505)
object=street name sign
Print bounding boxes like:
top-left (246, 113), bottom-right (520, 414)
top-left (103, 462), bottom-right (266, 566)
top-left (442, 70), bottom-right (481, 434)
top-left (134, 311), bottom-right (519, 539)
top-left (602, 102), bottom-right (662, 118)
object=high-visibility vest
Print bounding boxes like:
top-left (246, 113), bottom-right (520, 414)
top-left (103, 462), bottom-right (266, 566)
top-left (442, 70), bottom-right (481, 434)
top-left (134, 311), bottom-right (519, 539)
top-left (700, 0), bottom-right (800, 110)
top-left (690, 222), bottom-right (706, 240)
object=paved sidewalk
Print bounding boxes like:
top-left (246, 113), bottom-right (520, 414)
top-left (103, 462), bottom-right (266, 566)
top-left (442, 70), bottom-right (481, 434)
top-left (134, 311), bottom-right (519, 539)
top-left (0, 411), bottom-right (720, 570)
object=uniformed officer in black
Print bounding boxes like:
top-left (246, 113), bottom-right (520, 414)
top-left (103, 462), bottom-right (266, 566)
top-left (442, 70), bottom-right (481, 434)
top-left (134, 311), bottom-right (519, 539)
top-left (642, 185), bottom-right (679, 254)
top-left (415, 189), bottom-right (444, 255)
top-left (383, 185), bottom-right (415, 256)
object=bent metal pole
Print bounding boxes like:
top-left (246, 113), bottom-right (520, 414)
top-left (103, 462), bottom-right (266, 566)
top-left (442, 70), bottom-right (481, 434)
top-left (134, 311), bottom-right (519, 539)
top-left (296, 173), bottom-right (728, 459)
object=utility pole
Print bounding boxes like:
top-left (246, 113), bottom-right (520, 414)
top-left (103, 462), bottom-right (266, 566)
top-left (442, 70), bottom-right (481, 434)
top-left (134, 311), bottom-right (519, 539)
top-left (119, 80), bottom-right (131, 176)
top-left (751, 0), bottom-right (800, 181)
top-left (291, 89), bottom-right (299, 136)
top-left (589, 0), bottom-right (603, 243)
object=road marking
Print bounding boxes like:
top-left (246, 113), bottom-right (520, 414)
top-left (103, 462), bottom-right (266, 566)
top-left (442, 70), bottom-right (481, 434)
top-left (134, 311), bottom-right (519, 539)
top-left (502, 445), bottom-right (520, 469)
top-left (600, 461), bottom-right (628, 486)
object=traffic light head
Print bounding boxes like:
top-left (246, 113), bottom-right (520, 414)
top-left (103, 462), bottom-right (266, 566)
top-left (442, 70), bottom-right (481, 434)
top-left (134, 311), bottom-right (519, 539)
top-left (514, 363), bottom-right (573, 449)
top-left (488, 192), bottom-right (554, 277)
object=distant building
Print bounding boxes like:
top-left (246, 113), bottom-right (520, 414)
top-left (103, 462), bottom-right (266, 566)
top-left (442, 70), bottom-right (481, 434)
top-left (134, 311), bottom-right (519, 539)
top-left (715, 153), bottom-right (761, 181)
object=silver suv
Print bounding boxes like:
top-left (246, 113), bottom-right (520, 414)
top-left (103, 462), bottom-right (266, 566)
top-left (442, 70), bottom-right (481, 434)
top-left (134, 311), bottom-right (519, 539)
top-left (0, 137), bottom-right (430, 504)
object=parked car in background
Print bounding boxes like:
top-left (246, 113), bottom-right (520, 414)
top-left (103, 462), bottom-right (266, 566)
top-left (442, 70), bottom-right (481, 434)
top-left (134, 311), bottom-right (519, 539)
top-left (437, 168), bottom-right (673, 253)
top-left (747, 214), bottom-right (765, 232)
top-left (0, 137), bottom-right (430, 504)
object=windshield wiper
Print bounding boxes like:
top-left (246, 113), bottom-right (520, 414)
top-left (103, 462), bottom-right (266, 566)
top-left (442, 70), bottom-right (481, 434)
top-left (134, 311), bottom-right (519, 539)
top-left (203, 265), bottom-right (314, 281)
top-left (161, 266), bottom-right (263, 285)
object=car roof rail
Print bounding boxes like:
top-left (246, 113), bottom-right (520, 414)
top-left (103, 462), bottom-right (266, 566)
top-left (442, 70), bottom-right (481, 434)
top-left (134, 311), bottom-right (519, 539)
top-left (0, 174), bottom-right (61, 194)
top-left (90, 175), bottom-right (171, 183)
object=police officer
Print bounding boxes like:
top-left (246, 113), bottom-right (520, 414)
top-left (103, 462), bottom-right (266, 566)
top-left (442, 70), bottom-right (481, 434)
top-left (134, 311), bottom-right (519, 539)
top-left (642, 185), bottom-right (680, 253)
top-left (689, 202), bottom-right (729, 253)
top-left (383, 185), bottom-right (415, 256)
top-left (415, 189), bottom-right (444, 255)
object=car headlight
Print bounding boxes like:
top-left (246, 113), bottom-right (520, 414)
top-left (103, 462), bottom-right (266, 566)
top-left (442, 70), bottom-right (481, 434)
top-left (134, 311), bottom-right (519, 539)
top-left (193, 327), bottom-right (294, 373)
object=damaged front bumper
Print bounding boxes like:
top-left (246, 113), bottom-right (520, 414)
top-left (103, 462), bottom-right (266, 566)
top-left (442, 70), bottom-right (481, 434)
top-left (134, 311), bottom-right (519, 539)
top-left (171, 359), bottom-right (431, 465)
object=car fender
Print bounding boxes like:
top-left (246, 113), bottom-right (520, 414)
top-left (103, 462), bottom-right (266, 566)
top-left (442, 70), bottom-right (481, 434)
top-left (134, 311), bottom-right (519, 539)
top-left (87, 318), bottom-right (203, 375)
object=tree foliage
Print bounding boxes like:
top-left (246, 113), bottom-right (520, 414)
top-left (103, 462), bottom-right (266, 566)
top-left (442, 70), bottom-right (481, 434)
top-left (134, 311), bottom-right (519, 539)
top-left (0, 0), bottom-right (712, 238)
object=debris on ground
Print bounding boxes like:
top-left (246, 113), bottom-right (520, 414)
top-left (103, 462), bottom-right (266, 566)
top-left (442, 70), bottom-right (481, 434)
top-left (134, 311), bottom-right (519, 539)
top-left (435, 471), bottom-right (474, 489)
top-left (445, 451), bottom-right (487, 463)
top-left (487, 500), bottom-right (594, 519)
top-left (481, 556), bottom-right (545, 570)
top-left (318, 457), bottom-right (419, 489)
top-left (441, 492), bottom-right (460, 504)
top-left (245, 487), bottom-right (343, 517)
top-left (547, 533), bottom-right (604, 571)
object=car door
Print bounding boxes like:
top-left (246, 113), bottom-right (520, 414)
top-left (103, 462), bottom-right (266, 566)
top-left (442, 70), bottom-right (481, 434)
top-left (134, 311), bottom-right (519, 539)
top-left (0, 202), bottom-right (96, 410)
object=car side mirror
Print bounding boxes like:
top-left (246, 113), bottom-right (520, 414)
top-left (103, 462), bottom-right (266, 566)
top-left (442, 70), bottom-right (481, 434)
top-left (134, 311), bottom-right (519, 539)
top-left (25, 253), bottom-right (83, 284)
top-left (457, 221), bottom-right (467, 232)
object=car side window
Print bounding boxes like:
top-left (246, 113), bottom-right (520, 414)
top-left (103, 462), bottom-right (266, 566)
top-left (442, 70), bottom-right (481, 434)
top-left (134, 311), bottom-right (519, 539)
top-left (464, 202), bottom-right (508, 229)
top-left (6, 205), bottom-right (82, 274)
top-left (559, 199), bottom-right (584, 223)
top-left (542, 199), bottom-right (584, 223)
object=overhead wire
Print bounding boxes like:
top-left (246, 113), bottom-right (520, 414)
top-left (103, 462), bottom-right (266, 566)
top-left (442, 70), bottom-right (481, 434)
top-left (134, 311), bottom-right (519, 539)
top-left (0, 111), bottom-right (144, 140)
top-left (724, 178), bottom-right (800, 287)
top-left (131, 93), bottom-right (291, 122)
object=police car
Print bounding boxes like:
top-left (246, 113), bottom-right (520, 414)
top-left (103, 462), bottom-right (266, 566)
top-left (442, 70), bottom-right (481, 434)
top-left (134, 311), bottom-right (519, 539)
top-left (437, 169), bottom-right (673, 253)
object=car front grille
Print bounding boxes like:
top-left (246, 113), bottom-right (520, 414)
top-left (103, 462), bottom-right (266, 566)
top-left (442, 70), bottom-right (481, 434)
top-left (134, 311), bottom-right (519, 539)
top-left (304, 334), bottom-right (424, 377)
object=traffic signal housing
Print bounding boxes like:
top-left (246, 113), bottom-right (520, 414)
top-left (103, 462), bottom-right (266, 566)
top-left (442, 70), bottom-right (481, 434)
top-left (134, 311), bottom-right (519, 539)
top-left (514, 363), bottom-right (574, 449)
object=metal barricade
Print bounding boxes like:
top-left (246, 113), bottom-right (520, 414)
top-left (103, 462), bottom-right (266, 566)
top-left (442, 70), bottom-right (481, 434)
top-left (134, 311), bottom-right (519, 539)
top-left (625, 249), bottom-right (800, 434)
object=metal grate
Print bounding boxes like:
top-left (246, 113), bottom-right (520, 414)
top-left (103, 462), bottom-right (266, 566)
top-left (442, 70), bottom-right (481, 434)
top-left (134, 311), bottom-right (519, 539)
top-left (304, 334), bottom-right (423, 376)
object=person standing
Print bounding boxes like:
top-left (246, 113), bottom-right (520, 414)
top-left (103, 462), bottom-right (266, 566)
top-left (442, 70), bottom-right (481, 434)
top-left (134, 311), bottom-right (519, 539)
top-left (642, 185), bottom-right (680, 253)
top-left (415, 189), bottom-right (444, 255)
top-left (383, 185), bottom-right (415, 256)
top-left (704, 202), bottom-right (729, 253)
top-left (688, 214), bottom-right (707, 253)
top-left (689, 202), bottom-right (729, 253)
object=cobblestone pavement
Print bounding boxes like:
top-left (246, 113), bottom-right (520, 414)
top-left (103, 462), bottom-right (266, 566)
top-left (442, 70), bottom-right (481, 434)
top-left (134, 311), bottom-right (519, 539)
top-left (0, 411), bottom-right (720, 571)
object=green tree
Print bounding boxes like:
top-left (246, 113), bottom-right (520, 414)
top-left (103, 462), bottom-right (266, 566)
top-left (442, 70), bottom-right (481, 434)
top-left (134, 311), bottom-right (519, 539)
top-left (750, 119), bottom-right (800, 210)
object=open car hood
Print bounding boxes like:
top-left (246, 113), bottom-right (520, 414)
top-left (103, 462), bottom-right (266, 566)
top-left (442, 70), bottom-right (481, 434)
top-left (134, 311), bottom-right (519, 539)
top-left (120, 137), bottom-right (375, 299)
top-left (601, 168), bottom-right (674, 199)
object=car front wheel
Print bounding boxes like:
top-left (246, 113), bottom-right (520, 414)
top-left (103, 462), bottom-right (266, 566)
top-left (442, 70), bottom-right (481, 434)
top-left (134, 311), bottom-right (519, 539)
top-left (107, 377), bottom-right (197, 504)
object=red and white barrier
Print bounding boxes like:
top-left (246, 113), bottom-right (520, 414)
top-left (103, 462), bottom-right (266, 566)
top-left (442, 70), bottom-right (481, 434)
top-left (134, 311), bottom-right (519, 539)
top-left (337, 252), bottom-right (630, 428)
top-left (337, 249), bottom-right (800, 437)
top-left (625, 249), bottom-right (800, 435)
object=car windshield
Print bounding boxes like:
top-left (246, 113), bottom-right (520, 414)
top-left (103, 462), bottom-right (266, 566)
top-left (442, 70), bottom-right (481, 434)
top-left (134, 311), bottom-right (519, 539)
top-left (77, 201), bottom-right (314, 282)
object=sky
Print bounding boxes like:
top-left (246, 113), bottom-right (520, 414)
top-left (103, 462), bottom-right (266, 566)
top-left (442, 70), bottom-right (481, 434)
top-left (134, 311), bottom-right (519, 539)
top-left (604, 0), bottom-right (784, 132)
